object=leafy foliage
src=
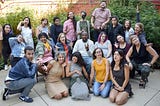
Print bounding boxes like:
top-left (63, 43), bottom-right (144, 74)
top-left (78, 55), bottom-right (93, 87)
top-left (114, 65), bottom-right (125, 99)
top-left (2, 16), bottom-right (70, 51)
top-left (108, 0), bottom-right (160, 47)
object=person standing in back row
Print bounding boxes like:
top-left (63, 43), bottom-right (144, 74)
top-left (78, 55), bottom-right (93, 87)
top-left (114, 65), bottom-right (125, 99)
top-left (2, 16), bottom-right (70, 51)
top-left (91, 0), bottom-right (111, 42)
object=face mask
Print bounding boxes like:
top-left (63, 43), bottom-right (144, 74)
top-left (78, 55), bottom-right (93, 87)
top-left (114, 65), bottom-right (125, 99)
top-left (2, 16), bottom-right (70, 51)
top-left (82, 15), bottom-right (86, 20)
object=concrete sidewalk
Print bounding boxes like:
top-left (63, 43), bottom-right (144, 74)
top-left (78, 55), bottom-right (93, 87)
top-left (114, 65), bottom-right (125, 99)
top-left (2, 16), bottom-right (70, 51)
top-left (0, 69), bottom-right (160, 106)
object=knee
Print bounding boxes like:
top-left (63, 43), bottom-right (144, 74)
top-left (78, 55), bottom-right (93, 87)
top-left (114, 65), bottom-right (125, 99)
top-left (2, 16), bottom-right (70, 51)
top-left (93, 91), bottom-right (99, 96)
top-left (101, 94), bottom-right (108, 98)
top-left (54, 94), bottom-right (62, 100)
top-left (101, 91), bottom-right (109, 98)
top-left (30, 78), bottom-right (36, 85)
top-left (109, 96), bottom-right (115, 103)
top-left (115, 98), bottom-right (124, 105)
top-left (93, 89), bottom-right (100, 96)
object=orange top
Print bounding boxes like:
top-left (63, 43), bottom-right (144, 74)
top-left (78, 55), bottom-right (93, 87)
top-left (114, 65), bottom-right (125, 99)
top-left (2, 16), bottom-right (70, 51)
top-left (93, 58), bottom-right (110, 83)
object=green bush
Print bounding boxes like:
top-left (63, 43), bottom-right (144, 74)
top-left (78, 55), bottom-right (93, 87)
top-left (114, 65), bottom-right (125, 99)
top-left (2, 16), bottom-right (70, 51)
top-left (108, 0), bottom-right (160, 68)
top-left (108, 0), bottom-right (160, 47)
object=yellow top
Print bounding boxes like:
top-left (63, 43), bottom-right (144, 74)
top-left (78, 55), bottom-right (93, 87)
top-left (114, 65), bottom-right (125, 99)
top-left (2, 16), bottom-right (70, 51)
top-left (93, 58), bottom-right (110, 83)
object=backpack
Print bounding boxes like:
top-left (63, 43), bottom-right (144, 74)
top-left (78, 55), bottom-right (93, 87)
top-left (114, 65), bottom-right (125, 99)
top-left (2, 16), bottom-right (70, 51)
top-left (71, 78), bottom-right (91, 101)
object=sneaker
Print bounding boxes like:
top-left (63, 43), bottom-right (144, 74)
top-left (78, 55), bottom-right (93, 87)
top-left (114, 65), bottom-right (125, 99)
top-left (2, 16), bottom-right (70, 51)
top-left (2, 88), bottom-right (9, 100)
top-left (19, 96), bottom-right (33, 103)
top-left (4, 65), bottom-right (8, 70)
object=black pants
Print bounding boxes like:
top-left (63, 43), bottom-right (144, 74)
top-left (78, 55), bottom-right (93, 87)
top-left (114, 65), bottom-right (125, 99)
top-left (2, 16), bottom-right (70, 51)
top-left (10, 56), bottom-right (22, 67)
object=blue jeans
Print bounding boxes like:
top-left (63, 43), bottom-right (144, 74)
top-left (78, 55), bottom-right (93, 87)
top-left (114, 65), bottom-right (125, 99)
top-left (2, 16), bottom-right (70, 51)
top-left (5, 78), bottom-right (36, 97)
top-left (82, 56), bottom-right (93, 75)
top-left (93, 80), bottom-right (112, 98)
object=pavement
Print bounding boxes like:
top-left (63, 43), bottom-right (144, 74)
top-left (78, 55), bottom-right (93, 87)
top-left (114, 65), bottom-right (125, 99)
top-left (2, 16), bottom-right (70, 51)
top-left (0, 68), bottom-right (160, 106)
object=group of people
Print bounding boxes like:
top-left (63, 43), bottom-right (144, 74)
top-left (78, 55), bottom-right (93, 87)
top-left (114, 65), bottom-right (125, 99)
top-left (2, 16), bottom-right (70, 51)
top-left (0, 0), bottom-right (159, 105)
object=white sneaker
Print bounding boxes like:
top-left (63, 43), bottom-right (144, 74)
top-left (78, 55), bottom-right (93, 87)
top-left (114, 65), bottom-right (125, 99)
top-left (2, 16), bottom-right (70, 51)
top-left (4, 65), bottom-right (8, 70)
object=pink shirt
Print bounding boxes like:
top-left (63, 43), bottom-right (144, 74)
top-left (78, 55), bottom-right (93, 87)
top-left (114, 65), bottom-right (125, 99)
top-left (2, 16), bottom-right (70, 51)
top-left (41, 47), bottom-right (53, 63)
top-left (63, 19), bottom-right (76, 42)
top-left (92, 8), bottom-right (111, 29)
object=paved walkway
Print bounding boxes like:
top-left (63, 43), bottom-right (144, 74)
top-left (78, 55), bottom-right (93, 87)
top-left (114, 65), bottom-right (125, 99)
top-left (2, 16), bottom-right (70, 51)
top-left (0, 68), bottom-right (160, 106)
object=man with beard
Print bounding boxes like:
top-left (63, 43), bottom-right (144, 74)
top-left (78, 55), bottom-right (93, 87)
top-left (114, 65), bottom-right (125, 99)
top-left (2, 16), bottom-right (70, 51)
top-left (91, 0), bottom-right (111, 42)
top-left (72, 31), bottom-right (94, 75)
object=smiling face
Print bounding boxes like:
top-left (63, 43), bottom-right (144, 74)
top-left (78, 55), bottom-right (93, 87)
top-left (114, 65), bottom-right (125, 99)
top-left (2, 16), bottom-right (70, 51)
top-left (4, 25), bottom-right (11, 34)
top-left (117, 35), bottom-right (124, 43)
top-left (100, 33), bottom-right (106, 42)
top-left (57, 54), bottom-right (65, 64)
top-left (59, 34), bottom-right (66, 43)
top-left (113, 51), bottom-right (122, 62)
top-left (40, 35), bottom-right (47, 43)
top-left (72, 56), bottom-right (78, 63)
top-left (125, 20), bottom-right (130, 29)
top-left (100, 1), bottom-right (106, 10)
top-left (95, 48), bottom-right (103, 58)
top-left (131, 35), bottom-right (140, 45)
top-left (41, 19), bottom-right (48, 26)
top-left (68, 12), bottom-right (74, 19)
top-left (23, 17), bottom-right (30, 25)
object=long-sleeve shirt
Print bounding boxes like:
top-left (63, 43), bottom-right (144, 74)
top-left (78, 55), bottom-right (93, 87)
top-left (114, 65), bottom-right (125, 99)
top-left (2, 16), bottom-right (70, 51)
top-left (50, 24), bottom-right (63, 44)
top-left (9, 37), bottom-right (26, 58)
top-left (8, 57), bottom-right (37, 80)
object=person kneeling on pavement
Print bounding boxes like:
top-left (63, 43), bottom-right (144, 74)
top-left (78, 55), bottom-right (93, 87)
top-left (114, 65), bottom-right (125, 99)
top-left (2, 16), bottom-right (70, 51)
top-left (2, 46), bottom-right (40, 103)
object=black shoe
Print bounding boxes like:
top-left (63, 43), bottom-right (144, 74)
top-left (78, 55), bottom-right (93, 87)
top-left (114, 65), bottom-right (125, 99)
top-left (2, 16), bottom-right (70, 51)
top-left (2, 88), bottom-right (9, 100)
top-left (139, 80), bottom-right (146, 88)
top-left (129, 91), bottom-right (134, 97)
top-left (19, 96), bottom-right (33, 103)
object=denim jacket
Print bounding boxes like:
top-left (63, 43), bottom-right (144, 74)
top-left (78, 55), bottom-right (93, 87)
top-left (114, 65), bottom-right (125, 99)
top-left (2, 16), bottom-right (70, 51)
top-left (9, 37), bottom-right (26, 58)
top-left (9, 57), bottom-right (38, 80)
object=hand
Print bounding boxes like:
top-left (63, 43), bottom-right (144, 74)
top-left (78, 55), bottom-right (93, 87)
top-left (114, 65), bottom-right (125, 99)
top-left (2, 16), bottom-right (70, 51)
top-left (114, 42), bottom-right (119, 48)
top-left (91, 23), bottom-right (96, 29)
top-left (85, 43), bottom-right (89, 51)
top-left (101, 23), bottom-right (106, 29)
top-left (115, 86), bottom-right (124, 92)
top-left (69, 42), bottom-right (73, 48)
top-left (128, 62), bottom-right (133, 70)
top-left (62, 62), bottom-right (67, 68)
top-left (99, 83), bottom-right (105, 91)
top-left (36, 58), bottom-right (43, 64)
top-left (75, 70), bottom-right (82, 76)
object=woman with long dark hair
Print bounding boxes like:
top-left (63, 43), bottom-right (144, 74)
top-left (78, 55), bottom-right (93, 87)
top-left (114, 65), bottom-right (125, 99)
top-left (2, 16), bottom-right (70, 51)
top-left (0, 24), bottom-right (14, 70)
top-left (63, 11), bottom-right (76, 43)
top-left (17, 17), bottom-right (34, 48)
top-left (109, 49), bottom-right (132, 105)
top-left (66, 51), bottom-right (90, 100)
